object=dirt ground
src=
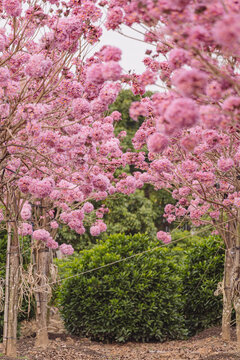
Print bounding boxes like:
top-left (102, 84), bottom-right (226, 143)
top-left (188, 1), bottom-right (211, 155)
top-left (0, 326), bottom-right (239, 360)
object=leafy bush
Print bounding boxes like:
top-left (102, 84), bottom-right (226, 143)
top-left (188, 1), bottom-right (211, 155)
top-left (57, 232), bottom-right (225, 342)
top-left (182, 236), bottom-right (224, 335)
top-left (58, 233), bottom-right (187, 342)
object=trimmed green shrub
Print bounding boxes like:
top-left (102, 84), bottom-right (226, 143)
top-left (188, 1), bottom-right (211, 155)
top-left (57, 232), bottom-right (225, 342)
top-left (58, 233), bottom-right (187, 342)
top-left (182, 235), bottom-right (224, 335)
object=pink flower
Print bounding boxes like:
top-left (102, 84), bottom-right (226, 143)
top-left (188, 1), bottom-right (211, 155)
top-left (165, 204), bottom-right (175, 214)
top-left (25, 55), bottom-right (52, 78)
top-left (234, 151), bottom-right (240, 163)
top-left (167, 215), bottom-right (176, 223)
top-left (92, 174), bottom-right (110, 191)
top-left (102, 61), bottom-right (121, 81)
top-left (21, 202), bottom-right (32, 220)
top-left (168, 48), bottom-right (190, 70)
top-left (86, 64), bottom-right (104, 84)
top-left (147, 133), bottom-right (169, 153)
top-left (180, 135), bottom-right (198, 152)
top-left (60, 244), bottom-right (74, 255)
top-left (60, 212), bottom-right (71, 224)
top-left (32, 229), bottom-right (51, 242)
top-left (90, 225), bottom-right (101, 236)
top-left (157, 231), bottom-right (171, 244)
top-left (29, 177), bottom-right (55, 198)
top-left (72, 98), bottom-right (91, 119)
top-left (188, 25), bottom-right (210, 46)
top-left (206, 81), bottom-right (222, 101)
top-left (164, 98), bottom-right (199, 132)
top-left (181, 160), bottom-right (199, 173)
top-left (222, 96), bottom-right (240, 112)
top-left (175, 207), bottom-right (187, 217)
top-left (83, 202), bottom-right (94, 213)
top-left (50, 221), bottom-right (59, 229)
top-left (99, 82), bottom-right (120, 105)
top-left (18, 223), bottom-right (33, 237)
top-left (46, 237), bottom-right (59, 249)
top-left (100, 46), bottom-right (122, 62)
top-left (209, 211), bottom-right (220, 220)
top-left (140, 69), bottom-right (157, 86)
top-left (179, 187), bottom-right (191, 196)
top-left (105, 7), bottom-right (123, 30)
top-left (234, 197), bottom-right (240, 207)
top-left (0, 67), bottom-right (10, 86)
top-left (200, 105), bottom-right (223, 129)
top-left (213, 14), bottom-right (240, 54)
top-left (195, 171), bottom-right (215, 185)
top-left (0, 30), bottom-right (6, 52)
top-left (97, 220), bottom-right (107, 232)
top-left (3, 0), bottom-right (22, 17)
top-left (0, 210), bottom-right (3, 222)
top-left (18, 176), bottom-right (32, 193)
top-left (172, 69), bottom-right (208, 97)
top-left (151, 158), bottom-right (173, 173)
top-left (217, 157), bottom-right (234, 172)
top-left (111, 111), bottom-right (121, 121)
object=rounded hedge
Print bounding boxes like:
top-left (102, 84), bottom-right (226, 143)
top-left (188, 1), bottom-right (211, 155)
top-left (57, 232), bottom-right (225, 342)
top-left (58, 233), bottom-right (187, 342)
top-left (182, 236), bottom-right (224, 335)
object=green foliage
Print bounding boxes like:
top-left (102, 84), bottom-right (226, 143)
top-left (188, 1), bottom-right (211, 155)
top-left (57, 233), bottom-right (187, 343)
top-left (102, 187), bottom-right (177, 238)
top-left (56, 224), bottom-right (95, 252)
top-left (102, 191), bottom-right (158, 237)
top-left (57, 232), bottom-right (225, 342)
top-left (182, 236), bottom-right (224, 335)
top-left (108, 89), bottom-right (152, 153)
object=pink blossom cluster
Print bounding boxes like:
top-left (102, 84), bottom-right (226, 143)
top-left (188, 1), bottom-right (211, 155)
top-left (90, 220), bottom-right (107, 236)
top-left (3, 0), bottom-right (22, 17)
top-left (25, 55), bottom-right (53, 78)
top-left (59, 244), bottom-right (74, 256)
top-left (217, 158), bottom-right (234, 172)
top-left (18, 223), bottom-right (33, 236)
top-left (21, 202), bottom-right (32, 221)
top-left (32, 229), bottom-right (58, 249)
top-left (157, 231), bottom-right (171, 244)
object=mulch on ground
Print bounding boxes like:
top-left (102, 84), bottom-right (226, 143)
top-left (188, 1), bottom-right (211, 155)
top-left (0, 326), bottom-right (239, 360)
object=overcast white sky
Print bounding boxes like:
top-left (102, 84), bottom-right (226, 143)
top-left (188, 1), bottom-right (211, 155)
top-left (91, 25), bottom-right (156, 75)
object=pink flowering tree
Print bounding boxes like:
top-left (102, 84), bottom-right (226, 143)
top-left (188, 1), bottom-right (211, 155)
top-left (145, 127), bottom-right (240, 343)
top-left (0, 0), bottom-right (150, 356)
top-left (98, 0), bottom-right (240, 345)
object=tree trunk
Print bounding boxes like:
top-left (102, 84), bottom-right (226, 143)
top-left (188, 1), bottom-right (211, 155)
top-left (236, 301), bottom-right (240, 348)
top-left (233, 223), bottom-right (240, 347)
top-left (222, 249), bottom-right (233, 341)
top-left (3, 225), bottom-right (19, 357)
top-left (34, 247), bottom-right (50, 348)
